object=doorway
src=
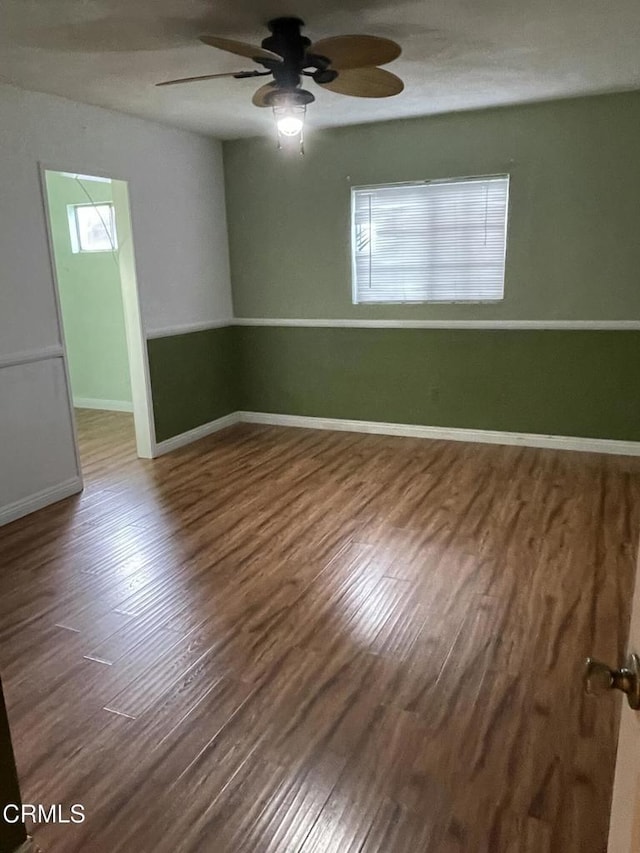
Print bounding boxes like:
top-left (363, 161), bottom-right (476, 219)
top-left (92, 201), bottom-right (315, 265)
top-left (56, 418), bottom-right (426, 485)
top-left (41, 168), bottom-right (154, 471)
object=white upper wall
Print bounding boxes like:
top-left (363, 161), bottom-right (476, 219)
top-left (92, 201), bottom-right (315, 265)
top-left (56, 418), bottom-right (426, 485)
top-left (0, 82), bottom-right (232, 521)
top-left (0, 81), bottom-right (232, 358)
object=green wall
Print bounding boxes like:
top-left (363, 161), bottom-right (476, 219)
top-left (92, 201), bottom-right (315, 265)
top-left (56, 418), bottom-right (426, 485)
top-left (46, 172), bottom-right (132, 406)
top-left (148, 92), bottom-right (640, 445)
top-left (146, 325), bottom-right (640, 443)
top-left (237, 327), bottom-right (640, 441)
top-left (224, 91), bottom-right (640, 321)
top-left (147, 328), bottom-right (238, 443)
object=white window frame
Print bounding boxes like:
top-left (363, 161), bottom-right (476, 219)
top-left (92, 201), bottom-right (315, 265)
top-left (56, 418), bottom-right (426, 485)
top-left (67, 201), bottom-right (118, 254)
top-left (350, 174), bottom-right (510, 305)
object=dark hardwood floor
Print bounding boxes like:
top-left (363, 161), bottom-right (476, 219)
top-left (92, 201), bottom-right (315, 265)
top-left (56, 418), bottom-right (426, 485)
top-left (1, 409), bottom-right (639, 852)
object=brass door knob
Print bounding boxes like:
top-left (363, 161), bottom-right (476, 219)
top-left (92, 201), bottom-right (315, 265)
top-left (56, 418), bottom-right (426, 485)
top-left (584, 653), bottom-right (640, 710)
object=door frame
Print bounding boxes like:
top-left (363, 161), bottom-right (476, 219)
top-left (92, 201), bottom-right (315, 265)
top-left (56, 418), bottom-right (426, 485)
top-left (608, 541), bottom-right (640, 851)
top-left (0, 674), bottom-right (27, 853)
top-left (38, 163), bottom-right (156, 461)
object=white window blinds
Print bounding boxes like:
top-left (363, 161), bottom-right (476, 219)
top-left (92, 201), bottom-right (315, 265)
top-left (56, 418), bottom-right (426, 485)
top-left (351, 175), bottom-right (509, 303)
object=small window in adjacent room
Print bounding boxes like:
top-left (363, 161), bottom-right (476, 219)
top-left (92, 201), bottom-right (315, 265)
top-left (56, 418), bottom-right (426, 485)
top-left (67, 203), bottom-right (118, 253)
top-left (351, 175), bottom-right (509, 304)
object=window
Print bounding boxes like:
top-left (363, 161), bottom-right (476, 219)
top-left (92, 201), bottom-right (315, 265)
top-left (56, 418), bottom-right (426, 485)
top-left (67, 203), bottom-right (118, 253)
top-left (351, 175), bottom-right (509, 304)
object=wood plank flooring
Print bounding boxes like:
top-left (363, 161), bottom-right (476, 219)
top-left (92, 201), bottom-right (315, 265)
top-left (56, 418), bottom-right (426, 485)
top-left (1, 409), bottom-right (639, 852)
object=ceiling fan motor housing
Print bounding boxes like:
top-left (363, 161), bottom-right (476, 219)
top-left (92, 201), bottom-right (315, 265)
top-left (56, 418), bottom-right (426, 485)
top-left (261, 17), bottom-right (334, 91)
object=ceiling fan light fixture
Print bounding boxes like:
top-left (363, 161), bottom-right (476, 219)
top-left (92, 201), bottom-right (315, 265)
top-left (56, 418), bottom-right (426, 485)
top-left (157, 20), bottom-right (403, 153)
top-left (265, 88), bottom-right (314, 150)
top-left (274, 104), bottom-right (306, 137)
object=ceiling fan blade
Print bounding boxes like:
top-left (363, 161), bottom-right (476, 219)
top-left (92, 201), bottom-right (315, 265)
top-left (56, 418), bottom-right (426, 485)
top-left (309, 35), bottom-right (401, 70)
top-left (252, 82), bottom-right (276, 107)
top-left (199, 35), bottom-right (283, 63)
top-left (156, 71), bottom-right (253, 87)
top-left (319, 66), bottom-right (404, 98)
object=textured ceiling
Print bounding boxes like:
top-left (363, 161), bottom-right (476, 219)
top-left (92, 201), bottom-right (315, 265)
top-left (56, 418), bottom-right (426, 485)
top-left (1, 0), bottom-right (639, 139)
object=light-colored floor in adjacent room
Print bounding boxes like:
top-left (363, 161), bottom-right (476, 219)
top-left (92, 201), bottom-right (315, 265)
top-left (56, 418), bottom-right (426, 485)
top-left (1, 409), bottom-right (639, 852)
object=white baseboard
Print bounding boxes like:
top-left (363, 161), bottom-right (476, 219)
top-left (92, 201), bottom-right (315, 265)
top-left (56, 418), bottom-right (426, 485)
top-left (141, 409), bottom-right (640, 460)
top-left (153, 412), bottom-right (240, 456)
top-left (74, 397), bottom-right (133, 412)
top-left (237, 411), bottom-right (640, 457)
top-left (0, 476), bottom-right (83, 527)
top-left (4, 411), bottom-right (635, 527)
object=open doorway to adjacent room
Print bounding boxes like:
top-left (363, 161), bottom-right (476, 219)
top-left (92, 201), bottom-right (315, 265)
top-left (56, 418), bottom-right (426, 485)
top-left (41, 168), bottom-right (154, 476)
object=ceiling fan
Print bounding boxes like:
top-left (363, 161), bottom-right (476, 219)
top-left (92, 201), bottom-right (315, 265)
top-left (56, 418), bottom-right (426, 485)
top-left (156, 17), bottom-right (403, 146)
